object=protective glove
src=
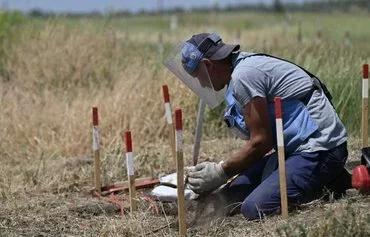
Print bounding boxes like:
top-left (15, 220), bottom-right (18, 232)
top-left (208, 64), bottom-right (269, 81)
top-left (187, 161), bottom-right (229, 195)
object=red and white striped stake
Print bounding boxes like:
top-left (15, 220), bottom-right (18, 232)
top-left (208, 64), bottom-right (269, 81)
top-left (92, 107), bottom-right (101, 193)
top-left (274, 97), bottom-right (288, 218)
top-left (362, 64), bottom-right (369, 148)
top-left (162, 85), bottom-right (176, 166)
top-left (122, 131), bottom-right (137, 212)
top-left (175, 109), bottom-right (186, 236)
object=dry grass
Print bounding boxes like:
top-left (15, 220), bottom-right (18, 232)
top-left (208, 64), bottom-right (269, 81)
top-left (0, 138), bottom-right (369, 236)
top-left (0, 22), bottom-right (201, 159)
top-left (0, 12), bottom-right (368, 163)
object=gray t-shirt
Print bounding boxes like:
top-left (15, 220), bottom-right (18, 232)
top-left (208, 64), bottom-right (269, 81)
top-left (230, 52), bottom-right (347, 152)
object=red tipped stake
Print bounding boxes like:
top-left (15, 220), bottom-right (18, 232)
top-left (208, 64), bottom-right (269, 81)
top-left (274, 97), bottom-right (288, 218)
top-left (162, 85), bottom-right (176, 165)
top-left (364, 64), bottom-right (369, 79)
top-left (122, 130), bottom-right (137, 212)
top-left (162, 85), bottom-right (170, 103)
top-left (174, 108), bottom-right (186, 235)
top-left (125, 131), bottom-right (133, 153)
top-left (92, 107), bottom-right (101, 193)
top-left (92, 107), bottom-right (99, 126)
top-left (175, 109), bottom-right (183, 131)
top-left (362, 64), bottom-right (369, 148)
top-left (274, 97), bottom-right (282, 119)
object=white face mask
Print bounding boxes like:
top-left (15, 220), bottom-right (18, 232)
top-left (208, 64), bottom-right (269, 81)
top-left (164, 41), bottom-right (226, 110)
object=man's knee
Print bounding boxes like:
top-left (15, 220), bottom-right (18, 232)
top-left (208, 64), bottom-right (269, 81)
top-left (239, 173), bottom-right (283, 220)
top-left (240, 195), bottom-right (280, 220)
top-left (240, 199), bottom-right (262, 220)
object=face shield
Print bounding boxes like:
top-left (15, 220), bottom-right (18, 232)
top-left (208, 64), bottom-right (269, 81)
top-left (164, 40), bottom-right (226, 109)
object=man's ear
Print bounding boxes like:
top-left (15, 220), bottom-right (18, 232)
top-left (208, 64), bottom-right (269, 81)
top-left (201, 58), bottom-right (213, 71)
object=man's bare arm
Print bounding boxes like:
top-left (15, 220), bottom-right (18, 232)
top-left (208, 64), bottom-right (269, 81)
top-left (221, 97), bottom-right (273, 177)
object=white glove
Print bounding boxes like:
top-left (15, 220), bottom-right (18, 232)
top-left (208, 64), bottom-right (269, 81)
top-left (187, 161), bottom-right (228, 195)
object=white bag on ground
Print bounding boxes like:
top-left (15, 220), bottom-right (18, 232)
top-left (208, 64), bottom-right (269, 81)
top-left (151, 172), bottom-right (198, 202)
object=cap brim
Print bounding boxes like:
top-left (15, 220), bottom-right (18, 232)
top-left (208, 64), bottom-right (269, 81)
top-left (210, 44), bottom-right (240, 61)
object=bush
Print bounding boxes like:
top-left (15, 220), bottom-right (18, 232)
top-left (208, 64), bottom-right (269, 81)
top-left (0, 11), bottom-right (25, 40)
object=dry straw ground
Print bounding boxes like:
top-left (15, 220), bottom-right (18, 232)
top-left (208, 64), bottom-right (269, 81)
top-left (0, 11), bottom-right (370, 236)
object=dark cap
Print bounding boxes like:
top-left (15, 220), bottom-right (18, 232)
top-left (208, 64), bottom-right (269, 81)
top-left (187, 33), bottom-right (240, 60)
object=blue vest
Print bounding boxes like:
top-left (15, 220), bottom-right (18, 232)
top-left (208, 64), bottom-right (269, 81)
top-left (224, 84), bottom-right (319, 154)
top-left (224, 85), bottom-right (250, 140)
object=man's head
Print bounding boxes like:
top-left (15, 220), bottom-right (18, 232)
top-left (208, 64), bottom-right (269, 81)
top-left (164, 32), bottom-right (239, 108)
top-left (181, 33), bottom-right (240, 91)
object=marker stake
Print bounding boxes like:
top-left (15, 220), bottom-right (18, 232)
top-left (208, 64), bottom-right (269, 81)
top-left (274, 97), bottom-right (288, 218)
top-left (193, 99), bottom-right (206, 166)
top-left (162, 85), bottom-right (176, 166)
top-left (175, 109), bottom-right (186, 236)
top-left (122, 131), bottom-right (137, 212)
top-left (362, 64), bottom-right (369, 148)
top-left (158, 32), bottom-right (164, 54)
top-left (92, 107), bottom-right (101, 193)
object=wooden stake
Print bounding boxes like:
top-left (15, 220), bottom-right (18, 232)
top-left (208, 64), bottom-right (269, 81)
top-left (344, 31), bottom-right (350, 46)
top-left (123, 131), bottom-right (137, 212)
top-left (158, 32), bottom-right (163, 44)
top-left (162, 85), bottom-right (176, 166)
top-left (158, 32), bottom-right (164, 54)
top-left (92, 107), bottom-right (101, 194)
top-left (170, 14), bottom-right (178, 31)
top-left (193, 99), bottom-right (206, 166)
top-left (175, 109), bottom-right (186, 236)
top-left (297, 21), bottom-right (302, 43)
top-left (274, 97), bottom-right (288, 218)
top-left (316, 30), bottom-right (322, 41)
top-left (235, 29), bottom-right (241, 43)
top-left (362, 64), bottom-right (369, 148)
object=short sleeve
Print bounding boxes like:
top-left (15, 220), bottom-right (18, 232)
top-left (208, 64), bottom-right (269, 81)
top-left (231, 66), bottom-right (267, 107)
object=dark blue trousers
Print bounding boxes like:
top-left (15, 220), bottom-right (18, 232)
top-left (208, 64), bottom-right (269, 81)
top-left (222, 142), bottom-right (348, 220)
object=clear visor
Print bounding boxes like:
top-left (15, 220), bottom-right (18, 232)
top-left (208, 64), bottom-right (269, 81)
top-left (164, 42), bottom-right (226, 109)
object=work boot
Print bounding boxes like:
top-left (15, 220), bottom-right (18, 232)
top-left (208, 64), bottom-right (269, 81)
top-left (325, 167), bottom-right (352, 198)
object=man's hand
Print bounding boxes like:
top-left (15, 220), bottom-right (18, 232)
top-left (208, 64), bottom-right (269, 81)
top-left (187, 162), bottom-right (228, 195)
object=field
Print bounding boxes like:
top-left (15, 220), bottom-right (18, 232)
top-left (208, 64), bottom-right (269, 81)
top-left (0, 10), bottom-right (370, 236)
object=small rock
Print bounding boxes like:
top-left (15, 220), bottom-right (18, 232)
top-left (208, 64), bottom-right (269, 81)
top-left (346, 188), bottom-right (359, 197)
